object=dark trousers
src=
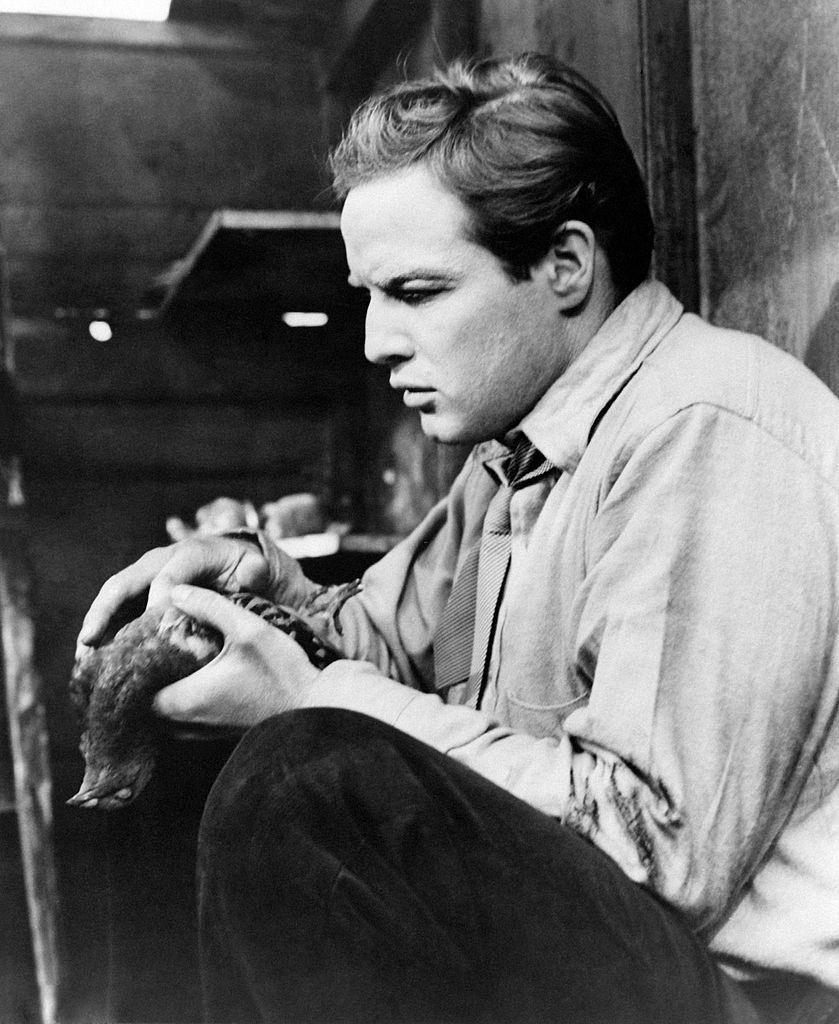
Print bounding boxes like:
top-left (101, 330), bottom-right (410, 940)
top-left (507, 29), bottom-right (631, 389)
top-left (196, 708), bottom-right (759, 1024)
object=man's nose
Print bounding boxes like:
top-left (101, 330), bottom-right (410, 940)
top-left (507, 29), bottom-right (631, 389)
top-left (363, 295), bottom-right (413, 365)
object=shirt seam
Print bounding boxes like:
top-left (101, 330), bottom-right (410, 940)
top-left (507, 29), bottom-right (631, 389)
top-left (636, 399), bottom-right (839, 498)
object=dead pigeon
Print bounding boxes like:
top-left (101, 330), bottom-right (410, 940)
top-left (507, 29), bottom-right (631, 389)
top-left (68, 586), bottom-right (359, 810)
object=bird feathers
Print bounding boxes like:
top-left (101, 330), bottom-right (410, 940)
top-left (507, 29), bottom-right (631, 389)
top-left (68, 590), bottom-right (353, 810)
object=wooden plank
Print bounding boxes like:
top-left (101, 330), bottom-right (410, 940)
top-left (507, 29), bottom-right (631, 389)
top-left (690, 0), bottom-right (839, 384)
top-left (477, 0), bottom-right (645, 165)
top-left (639, 0), bottom-right (700, 311)
top-left (0, 536), bottom-right (62, 1024)
top-left (0, 814), bottom-right (41, 1021)
top-left (478, 0), bottom-right (698, 308)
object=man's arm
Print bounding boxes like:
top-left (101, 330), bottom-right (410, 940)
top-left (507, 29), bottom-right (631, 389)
top-left (301, 405), bottom-right (839, 932)
top-left (288, 447), bottom-right (491, 688)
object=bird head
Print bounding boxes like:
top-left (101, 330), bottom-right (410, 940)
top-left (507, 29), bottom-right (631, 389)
top-left (67, 741), bottom-right (157, 810)
top-left (67, 605), bottom-right (221, 811)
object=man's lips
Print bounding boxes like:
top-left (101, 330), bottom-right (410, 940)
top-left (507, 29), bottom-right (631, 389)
top-left (395, 385), bottom-right (436, 409)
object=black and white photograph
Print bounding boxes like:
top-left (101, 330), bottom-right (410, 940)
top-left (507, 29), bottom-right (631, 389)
top-left (1, 2), bottom-right (838, 1022)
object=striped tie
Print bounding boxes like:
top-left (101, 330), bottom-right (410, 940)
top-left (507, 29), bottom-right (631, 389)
top-left (433, 436), bottom-right (553, 706)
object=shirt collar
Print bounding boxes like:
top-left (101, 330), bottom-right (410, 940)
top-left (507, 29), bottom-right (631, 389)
top-left (482, 281), bottom-right (682, 474)
top-left (483, 431), bottom-right (556, 489)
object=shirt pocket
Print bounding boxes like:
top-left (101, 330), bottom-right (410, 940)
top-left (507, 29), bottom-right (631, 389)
top-left (501, 690), bottom-right (589, 739)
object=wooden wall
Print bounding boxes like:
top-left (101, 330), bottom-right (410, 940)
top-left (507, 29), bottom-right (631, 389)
top-left (691, 0), bottom-right (839, 394)
top-left (0, 18), bottom-right (367, 1020)
top-left (477, 0), bottom-right (645, 162)
top-left (478, 0), bottom-right (699, 312)
top-left (0, 12), bottom-right (334, 319)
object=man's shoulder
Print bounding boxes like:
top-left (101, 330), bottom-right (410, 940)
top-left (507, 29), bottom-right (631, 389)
top-left (646, 313), bottom-right (830, 409)
top-left (641, 312), bottom-right (838, 430)
top-left (630, 311), bottom-right (839, 482)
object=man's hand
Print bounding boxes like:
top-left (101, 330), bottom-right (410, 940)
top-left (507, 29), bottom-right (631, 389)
top-left (77, 535), bottom-right (300, 651)
top-left (152, 584), bottom-right (322, 728)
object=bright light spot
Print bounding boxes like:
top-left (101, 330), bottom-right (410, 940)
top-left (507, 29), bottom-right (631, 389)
top-left (0, 0), bottom-right (171, 20)
top-left (88, 320), bottom-right (113, 342)
top-left (282, 312), bottom-right (329, 328)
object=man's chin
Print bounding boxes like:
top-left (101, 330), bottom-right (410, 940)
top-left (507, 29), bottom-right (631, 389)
top-left (419, 414), bottom-right (483, 447)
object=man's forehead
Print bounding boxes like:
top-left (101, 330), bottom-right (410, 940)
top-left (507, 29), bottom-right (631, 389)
top-left (341, 167), bottom-right (475, 282)
top-left (341, 166), bottom-right (468, 241)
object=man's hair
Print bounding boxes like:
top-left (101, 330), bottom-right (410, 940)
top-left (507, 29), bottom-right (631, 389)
top-left (330, 53), bottom-right (654, 299)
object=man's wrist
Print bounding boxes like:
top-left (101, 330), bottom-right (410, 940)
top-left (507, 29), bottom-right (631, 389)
top-left (222, 528), bottom-right (316, 608)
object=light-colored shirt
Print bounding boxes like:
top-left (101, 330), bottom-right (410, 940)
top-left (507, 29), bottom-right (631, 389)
top-left (280, 281), bottom-right (839, 988)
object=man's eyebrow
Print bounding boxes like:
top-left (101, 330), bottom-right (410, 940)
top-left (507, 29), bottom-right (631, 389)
top-left (347, 270), bottom-right (457, 289)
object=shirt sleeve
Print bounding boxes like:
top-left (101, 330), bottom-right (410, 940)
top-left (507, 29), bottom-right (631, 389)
top-left (304, 404), bottom-right (839, 936)
top-left (559, 404), bottom-right (839, 931)
top-left (300, 447), bottom-right (491, 690)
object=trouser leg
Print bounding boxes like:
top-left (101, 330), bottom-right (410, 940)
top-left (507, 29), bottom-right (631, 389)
top-left (197, 707), bottom-right (754, 1024)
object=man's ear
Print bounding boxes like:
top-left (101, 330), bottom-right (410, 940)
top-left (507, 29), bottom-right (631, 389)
top-left (536, 221), bottom-right (597, 311)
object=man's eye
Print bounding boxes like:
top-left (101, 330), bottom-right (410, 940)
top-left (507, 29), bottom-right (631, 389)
top-left (388, 288), bottom-right (441, 305)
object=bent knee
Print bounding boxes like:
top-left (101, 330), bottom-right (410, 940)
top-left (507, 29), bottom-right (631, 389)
top-left (234, 706), bottom-right (402, 767)
top-left (200, 708), bottom-right (409, 835)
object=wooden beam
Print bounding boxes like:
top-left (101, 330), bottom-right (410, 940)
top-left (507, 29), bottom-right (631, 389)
top-left (639, 0), bottom-right (701, 311)
top-left (0, 534), bottom-right (63, 1024)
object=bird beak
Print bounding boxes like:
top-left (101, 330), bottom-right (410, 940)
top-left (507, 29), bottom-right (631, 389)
top-left (67, 765), bottom-right (135, 809)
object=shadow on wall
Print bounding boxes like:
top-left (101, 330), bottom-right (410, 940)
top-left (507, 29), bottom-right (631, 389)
top-left (804, 281), bottom-right (839, 397)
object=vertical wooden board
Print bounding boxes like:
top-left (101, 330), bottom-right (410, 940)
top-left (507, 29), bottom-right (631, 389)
top-left (0, 813), bottom-right (41, 1023)
top-left (0, 541), bottom-right (62, 1024)
top-left (640, 0), bottom-right (700, 309)
top-left (691, 0), bottom-right (839, 389)
top-left (477, 0), bottom-right (645, 163)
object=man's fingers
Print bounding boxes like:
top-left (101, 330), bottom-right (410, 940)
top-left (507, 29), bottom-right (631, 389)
top-left (169, 584), bottom-right (260, 639)
top-left (77, 547), bottom-right (171, 646)
top-left (146, 544), bottom-right (235, 611)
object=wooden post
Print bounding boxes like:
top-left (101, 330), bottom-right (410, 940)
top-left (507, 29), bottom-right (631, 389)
top-left (0, 536), bottom-right (62, 1024)
top-left (0, 225), bottom-right (61, 1024)
top-left (638, 0), bottom-right (701, 312)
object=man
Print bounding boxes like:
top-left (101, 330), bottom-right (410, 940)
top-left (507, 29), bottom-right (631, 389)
top-left (79, 55), bottom-right (839, 1023)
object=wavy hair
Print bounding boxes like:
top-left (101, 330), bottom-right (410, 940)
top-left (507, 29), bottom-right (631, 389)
top-left (330, 53), bottom-right (654, 298)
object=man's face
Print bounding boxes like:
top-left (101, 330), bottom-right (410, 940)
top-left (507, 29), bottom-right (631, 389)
top-left (340, 164), bottom-right (577, 444)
